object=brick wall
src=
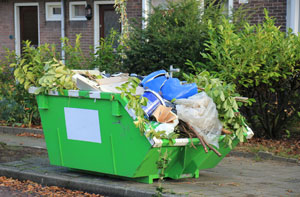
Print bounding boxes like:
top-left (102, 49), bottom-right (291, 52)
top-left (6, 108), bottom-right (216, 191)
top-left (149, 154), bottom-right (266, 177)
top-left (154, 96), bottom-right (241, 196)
top-left (0, 1), bottom-right (15, 59)
top-left (234, 0), bottom-right (287, 31)
top-left (0, 0), bottom-right (143, 60)
top-left (0, 0), bottom-right (287, 60)
top-left (127, 0), bottom-right (142, 24)
top-left (39, 0), bottom-right (61, 51)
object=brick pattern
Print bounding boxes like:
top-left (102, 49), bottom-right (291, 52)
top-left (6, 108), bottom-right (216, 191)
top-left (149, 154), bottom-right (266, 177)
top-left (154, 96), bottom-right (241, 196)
top-left (0, 0), bottom-right (142, 59)
top-left (0, 1), bottom-right (15, 59)
top-left (0, 0), bottom-right (287, 60)
top-left (127, 0), bottom-right (142, 24)
top-left (233, 0), bottom-right (287, 31)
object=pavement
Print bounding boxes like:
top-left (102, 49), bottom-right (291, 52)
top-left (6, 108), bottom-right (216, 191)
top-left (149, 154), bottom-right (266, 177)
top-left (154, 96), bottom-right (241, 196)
top-left (0, 126), bottom-right (300, 197)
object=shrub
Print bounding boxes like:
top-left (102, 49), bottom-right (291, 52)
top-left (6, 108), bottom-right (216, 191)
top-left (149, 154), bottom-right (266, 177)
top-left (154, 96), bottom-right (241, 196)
top-left (124, 0), bottom-right (248, 75)
top-left (184, 70), bottom-right (250, 147)
top-left (62, 34), bottom-right (91, 69)
top-left (200, 10), bottom-right (300, 138)
top-left (91, 30), bottom-right (125, 73)
top-left (0, 49), bottom-right (40, 126)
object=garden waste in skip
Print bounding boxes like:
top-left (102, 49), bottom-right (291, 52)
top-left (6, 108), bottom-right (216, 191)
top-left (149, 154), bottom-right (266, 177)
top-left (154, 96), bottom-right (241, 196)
top-left (29, 69), bottom-right (254, 184)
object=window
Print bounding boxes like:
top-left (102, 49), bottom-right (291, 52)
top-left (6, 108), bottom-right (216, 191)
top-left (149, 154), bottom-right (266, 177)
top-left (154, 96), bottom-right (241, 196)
top-left (45, 2), bottom-right (61, 21)
top-left (69, 1), bottom-right (87, 21)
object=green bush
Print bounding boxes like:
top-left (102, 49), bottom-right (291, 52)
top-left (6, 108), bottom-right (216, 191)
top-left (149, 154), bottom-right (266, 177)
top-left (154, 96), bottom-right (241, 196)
top-left (0, 49), bottom-right (40, 126)
top-left (1, 33), bottom-right (124, 126)
top-left (91, 30), bottom-right (125, 73)
top-left (184, 70), bottom-right (250, 147)
top-left (62, 34), bottom-right (91, 69)
top-left (200, 10), bottom-right (300, 138)
top-left (124, 0), bottom-right (248, 75)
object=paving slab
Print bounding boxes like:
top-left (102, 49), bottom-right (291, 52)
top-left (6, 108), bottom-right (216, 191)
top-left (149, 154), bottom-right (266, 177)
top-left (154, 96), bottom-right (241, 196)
top-left (0, 153), bottom-right (299, 197)
top-left (0, 133), bottom-right (46, 149)
top-left (0, 131), bottom-right (299, 196)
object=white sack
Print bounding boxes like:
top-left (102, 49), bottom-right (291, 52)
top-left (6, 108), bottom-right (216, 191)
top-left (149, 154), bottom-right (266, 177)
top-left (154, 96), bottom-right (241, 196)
top-left (175, 92), bottom-right (222, 148)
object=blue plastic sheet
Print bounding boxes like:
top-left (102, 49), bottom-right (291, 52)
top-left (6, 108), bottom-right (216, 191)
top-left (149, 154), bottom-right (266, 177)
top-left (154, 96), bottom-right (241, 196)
top-left (141, 70), bottom-right (198, 101)
top-left (142, 90), bottom-right (165, 117)
top-left (161, 78), bottom-right (198, 101)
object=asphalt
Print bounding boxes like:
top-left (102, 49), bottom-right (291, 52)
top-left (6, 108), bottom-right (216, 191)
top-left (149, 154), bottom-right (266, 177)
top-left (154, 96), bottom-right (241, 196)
top-left (0, 126), bottom-right (300, 197)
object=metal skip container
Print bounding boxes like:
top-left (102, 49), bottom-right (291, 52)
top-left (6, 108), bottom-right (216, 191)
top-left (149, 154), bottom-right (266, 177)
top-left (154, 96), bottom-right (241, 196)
top-left (31, 88), bottom-right (246, 184)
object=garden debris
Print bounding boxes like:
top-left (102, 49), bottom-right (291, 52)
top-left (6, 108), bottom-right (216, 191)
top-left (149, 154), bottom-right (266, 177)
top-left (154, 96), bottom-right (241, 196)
top-left (178, 120), bottom-right (222, 157)
top-left (140, 70), bottom-right (198, 101)
top-left (72, 73), bottom-right (100, 91)
top-left (175, 92), bottom-right (222, 148)
top-left (72, 70), bottom-right (145, 94)
top-left (161, 78), bottom-right (198, 101)
top-left (142, 90), bottom-right (166, 117)
top-left (152, 105), bottom-right (177, 123)
top-left (69, 69), bottom-right (249, 153)
top-left (141, 70), bottom-right (168, 93)
top-left (72, 69), bottom-right (102, 77)
top-left (154, 118), bottom-right (179, 136)
top-left (96, 76), bottom-right (128, 85)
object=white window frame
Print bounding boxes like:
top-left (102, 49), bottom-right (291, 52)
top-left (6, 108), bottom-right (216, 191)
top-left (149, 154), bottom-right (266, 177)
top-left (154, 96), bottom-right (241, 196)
top-left (45, 2), bottom-right (62, 21)
top-left (14, 2), bottom-right (40, 56)
top-left (93, 1), bottom-right (116, 52)
top-left (69, 1), bottom-right (87, 21)
top-left (287, 0), bottom-right (300, 33)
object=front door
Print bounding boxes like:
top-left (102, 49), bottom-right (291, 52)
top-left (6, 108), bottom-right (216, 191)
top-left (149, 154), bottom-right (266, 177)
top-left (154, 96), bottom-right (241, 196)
top-left (19, 6), bottom-right (38, 52)
top-left (99, 5), bottom-right (121, 39)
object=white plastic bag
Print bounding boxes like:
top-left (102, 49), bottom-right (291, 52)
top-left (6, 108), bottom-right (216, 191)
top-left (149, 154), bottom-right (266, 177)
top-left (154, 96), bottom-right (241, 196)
top-left (155, 118), bottom-right (179, 136)
top-left (175, 92), bottom-right (222, 148)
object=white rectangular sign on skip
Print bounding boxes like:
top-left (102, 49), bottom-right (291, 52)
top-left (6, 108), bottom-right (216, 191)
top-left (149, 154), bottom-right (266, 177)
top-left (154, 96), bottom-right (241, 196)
top-left (64, 107), bottom-right (101, 143)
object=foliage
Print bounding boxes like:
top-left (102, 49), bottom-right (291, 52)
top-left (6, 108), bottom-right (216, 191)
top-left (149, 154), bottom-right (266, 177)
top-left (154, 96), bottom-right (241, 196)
top-left (62, 34), bottom-right (91, 69)
top-left (91, 30), bottom-right (125, 73)
top-left (36, 59), bottom-right (77, 94)
top-left (10, 41), bottom-right (56, 90)
top-left (155, 148), bottom-right (171, 197)
top-left (184, 70), bottom-right (250, 147)
top-left (200, 10), bottom-right (300, 138)
top-left (116, 77), bottom-right (179, 140)
top-left (0, 49), bottom-right (40, 126)
top-left (114, 0), bottom-right (129, 42)
top-left (124, 0), bottom-right (249, 75)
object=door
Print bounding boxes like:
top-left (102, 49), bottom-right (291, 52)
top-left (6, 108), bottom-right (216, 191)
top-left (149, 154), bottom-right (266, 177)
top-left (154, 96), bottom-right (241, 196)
top-left (99, 5), bottom-right (121, 39)
top-left (20, 6), bottom-right (38, 52)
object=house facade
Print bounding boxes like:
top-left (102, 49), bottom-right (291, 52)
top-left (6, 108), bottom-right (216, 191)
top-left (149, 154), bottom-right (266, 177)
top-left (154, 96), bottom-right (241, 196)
top-left (0, 0), bottom-right (299, 59)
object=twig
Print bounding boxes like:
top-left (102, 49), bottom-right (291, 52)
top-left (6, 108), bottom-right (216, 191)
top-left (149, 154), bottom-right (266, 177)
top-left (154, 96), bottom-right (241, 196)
top-left (185, 123), bottom-right (208, 153)
top-left (222, 128), bottom-right (232, 135)
top-left (182, 125), bottom-right (197, 149)
top-left (187, 123), bottom-right (222, 157)
top-left (234, 97), bottom-right (248, 103)
top-left (202, 138), bottom-right (222, 157)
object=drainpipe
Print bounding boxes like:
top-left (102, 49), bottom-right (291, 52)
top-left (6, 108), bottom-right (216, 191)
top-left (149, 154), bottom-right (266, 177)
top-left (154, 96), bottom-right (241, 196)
top-left (61, 0), bottom-right (65, 64)
top-left (142, 0), bottom-right (148, 29)
top-left (289, 0), bottom-right (299, 34)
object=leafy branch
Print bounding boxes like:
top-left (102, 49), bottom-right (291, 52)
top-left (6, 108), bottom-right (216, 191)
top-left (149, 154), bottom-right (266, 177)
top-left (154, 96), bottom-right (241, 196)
top-left (184, 69), bottom-right (251, 147)
top-left (116, 78), bottom-right (179, 141)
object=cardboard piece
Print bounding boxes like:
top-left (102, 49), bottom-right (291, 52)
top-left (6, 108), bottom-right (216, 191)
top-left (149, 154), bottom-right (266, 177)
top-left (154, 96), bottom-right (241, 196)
top-left (152, 105), bottom-right (177, 123)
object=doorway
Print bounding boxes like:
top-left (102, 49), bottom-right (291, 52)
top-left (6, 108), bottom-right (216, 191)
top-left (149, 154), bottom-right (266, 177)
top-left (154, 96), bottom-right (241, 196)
top-left (20, 6), bottom-right (38, 51)
top-left (14, 3), bottom-right (40, 56)
top-left (99, 4), bottom-right (121, 39)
